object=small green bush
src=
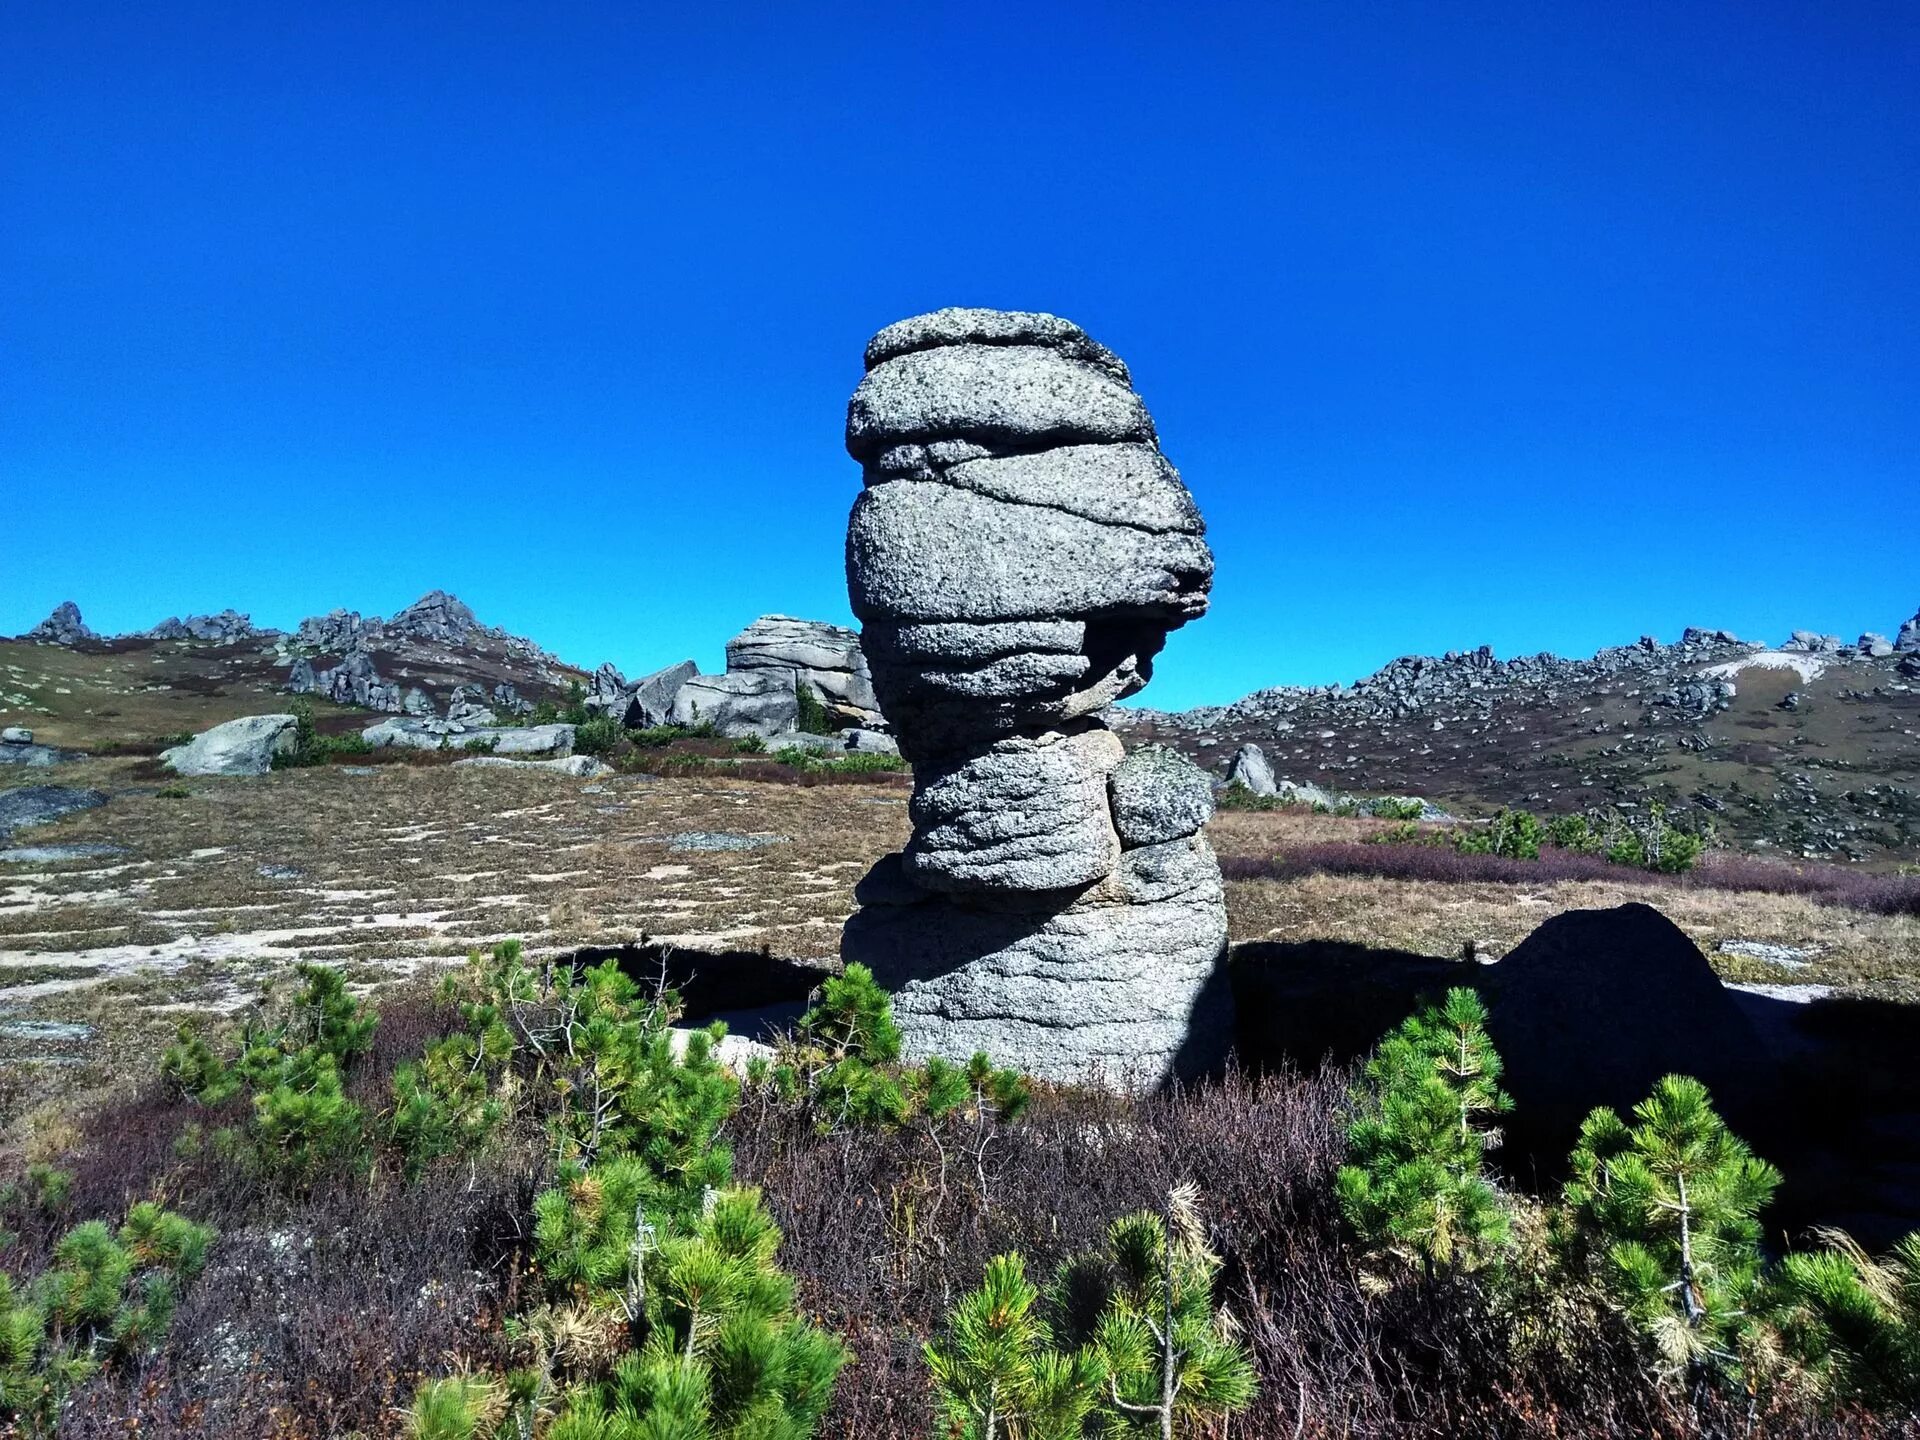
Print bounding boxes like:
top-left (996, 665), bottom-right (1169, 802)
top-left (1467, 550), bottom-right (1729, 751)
top-left (273, 698), bottom-right (374, 768)
top-left (1562, 1075), bottom-right (1778, 1382)
top-left (1370, 797), bottom-right (1425, 822)
top-left (1338, 988), bottom-right (1512, 1273)
top-left (571, 715), bottom-right (623, 756)
top-left (1455, 808), bottom-right (1544, 860)
top-left (794, 680), bottom-right (836, 735)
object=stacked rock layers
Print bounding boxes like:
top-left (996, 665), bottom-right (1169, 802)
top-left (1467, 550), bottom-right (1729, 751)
top-left (840, 308), bottom-right (1228, 1086)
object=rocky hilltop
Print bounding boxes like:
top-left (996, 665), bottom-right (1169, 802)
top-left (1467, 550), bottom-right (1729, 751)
top-left (1123, 613), bottom-right (1920, 862)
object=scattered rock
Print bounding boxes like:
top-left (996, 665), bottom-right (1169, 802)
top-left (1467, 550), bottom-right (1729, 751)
top-left (0, 786), bottom-right (108, 838)
top-left (161, 715), bottom-right (299, 777)
top-left (23, 601), bottom-right (94, 646)
top-left (0, 742), bottom-right (81, 768)
top-left (1, 842), bottom-right (126, 863)
top-left (840, 308), bottom-right (1227, 1086)
top-left (454, 754), bottom-right (611, 777)
top-left (1859, 632), bottom-right (1895, 658)
top-left (666, 831), bottom-right (789, 852)
top-left (0, 728), bottom-right (30, 745)
top-left (256, 863), bottom-right (306, 880)
top-left (1784, 631), bottom-right (1843, 654)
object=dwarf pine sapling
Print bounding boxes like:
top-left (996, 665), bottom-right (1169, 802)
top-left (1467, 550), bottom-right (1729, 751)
top-left (924, 1252), bottom-right (1103, 1440)
top-left (1562, 1074), bottom-right (1779, 1381)
top-left (1337, 987), bottom-right (1512, 1273)
top-left (1773, 1227), bottom-right (1920, 1409)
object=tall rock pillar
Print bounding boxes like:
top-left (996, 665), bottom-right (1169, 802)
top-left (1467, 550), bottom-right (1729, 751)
top-left (839, 308), bottom-right (1229, 1086)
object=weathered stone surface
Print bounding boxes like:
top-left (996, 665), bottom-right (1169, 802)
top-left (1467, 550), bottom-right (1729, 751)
top-left (1859, 632), bottom-right (1894, 658)
top-left (670, 671), bottom-right (799, 738)
top-left (1223, 742), bottom-right (1277, 796)
top-left (905, 728), bottom-right (1124, 893)
top-left (1898, 609), bottom-right (1920, 652)
top-left (726, 615), bottom-right (879, 722)
top-left (924, 444), bottom-right (1204, 535)
top-left (361, 719), bottom-right (575, 755)
top-left (1108, 744), bottom-right (1214, 847)
top-left (630, 661), bottom-right (698, 726)
top-left (849, 481), bottom-right (1212, 625)
top-left (840, 308), bottom-right (1227, 1087)
top-left (161, 715), bottom-right (298, 776)
top-left (0, 741), bottom-right (79, 768)
top-left (845, 854), bottom-right (1228, 1085)
top-left (1, 728), bottom-right (31, 745)
top-left (863, 307), bottom-right (1132, 382)
top-left (0, 786), bottom-right (107, 838)
top-left (24, 602), bottom-right (93, 646)
top-left (847, 344), bottom-right (1155, 464)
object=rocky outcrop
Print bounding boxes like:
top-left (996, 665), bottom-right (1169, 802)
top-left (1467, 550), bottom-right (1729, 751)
top-left (145, 610), bottom-right (266, 643)
top-left (725, 616), bottom-right (880, 727)
top-left (24, 602), bottom-right (94, 646)
top-left (1898, 609), bottom-right (1920, 653)
top-left (839, 308), bottom-right (1226, 1087)
top-left (361, 718), bottom-right (576, 755)
top-left (586, 660), bottom-right (698, 729)
top-left (671, 671), bottom-right (798, 739)
top-left (291, 649), bottom-right (405, 712)
top-left (445, 684), bottom-right (499, 728)
top-left (161, 715), bottom-right (299, 776)
top-left (387, 589), bottom-right (483, 645)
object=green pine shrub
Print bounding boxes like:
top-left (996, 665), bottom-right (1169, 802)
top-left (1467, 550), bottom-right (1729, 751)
top-left (929, 1186), bottom-right (1255, 1438)
top-left (0, 1202), bottom-right (212, 1433)
top-left (1773, 1227), bottom-right (1920, 1410)
top-left (1561, 1074), bottom-right (1779, 1382)
top-left (781, 965), bottom-right (1028, 1129)
top-left (572, 716), bottom-right (623, 756)
top-left (1455, 808), bottom-right (1544, 860)
top-left (1337, 988), bottom-right (1513, 1273)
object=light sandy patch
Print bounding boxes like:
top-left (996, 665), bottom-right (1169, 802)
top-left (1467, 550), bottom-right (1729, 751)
top-left (1700, 651), bottom-right (1829, 686)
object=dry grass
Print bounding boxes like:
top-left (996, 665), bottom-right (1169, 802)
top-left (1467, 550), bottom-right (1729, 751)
top-left (4, 760), bottom-right (1915, 1137)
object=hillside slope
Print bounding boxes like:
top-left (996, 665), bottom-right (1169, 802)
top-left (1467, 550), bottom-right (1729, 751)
top-left (1122, 621), bottom-right (1920, 863)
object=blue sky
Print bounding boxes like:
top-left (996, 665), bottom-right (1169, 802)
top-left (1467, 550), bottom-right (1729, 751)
top-left (3, 3), bottom-right (1914, 709)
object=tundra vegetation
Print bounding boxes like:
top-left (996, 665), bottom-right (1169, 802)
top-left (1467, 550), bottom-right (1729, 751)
top-left (0, 951), bottom-right (1915, 1437)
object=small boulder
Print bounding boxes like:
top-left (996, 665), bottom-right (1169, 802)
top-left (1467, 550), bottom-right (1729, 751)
top-left (841, 728), bottom-right (899, 756)
top-left (1223, 742), bottom-right (1277, 796)
top-left (1, 728), bottom-right (31, 745)
top-left (162, 715), bottom-right (299, 776)
top-left (1859, 632), bottom-right (1894, 658)
top-left (1896, 609), bottom-right (1920, 653)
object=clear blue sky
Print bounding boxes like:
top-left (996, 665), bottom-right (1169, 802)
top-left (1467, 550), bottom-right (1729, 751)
top-left (3, 3), bottom-right (1914, 709)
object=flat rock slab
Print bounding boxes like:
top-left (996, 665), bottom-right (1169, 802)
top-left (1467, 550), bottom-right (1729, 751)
top-left (0, 743), bottom-right (83, 768)
top-left (454, 755), bottom-right (612, 777)
top-left (666, 831), bottom-right (790, 853)
top-left (0, 842), bottom-right (127, 864)
top-left (0, 786), bottom-right (108, 838)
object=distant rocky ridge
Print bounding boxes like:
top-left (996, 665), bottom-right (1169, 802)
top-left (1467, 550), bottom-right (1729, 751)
top-left (10, 594), bottom-right (892, 743)
top-left (1122, 606), bottom-right (1920, 861)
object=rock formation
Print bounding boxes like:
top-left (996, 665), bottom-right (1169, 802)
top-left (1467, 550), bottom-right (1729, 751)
top-left (161, 715), bottom-right (299, 776)
top-left (24, 602), bottom-right (94, 646)
top-left (725, 616), bottom-right (880, 728)
top-left (839, 308), bottom-right (1226, 1086)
